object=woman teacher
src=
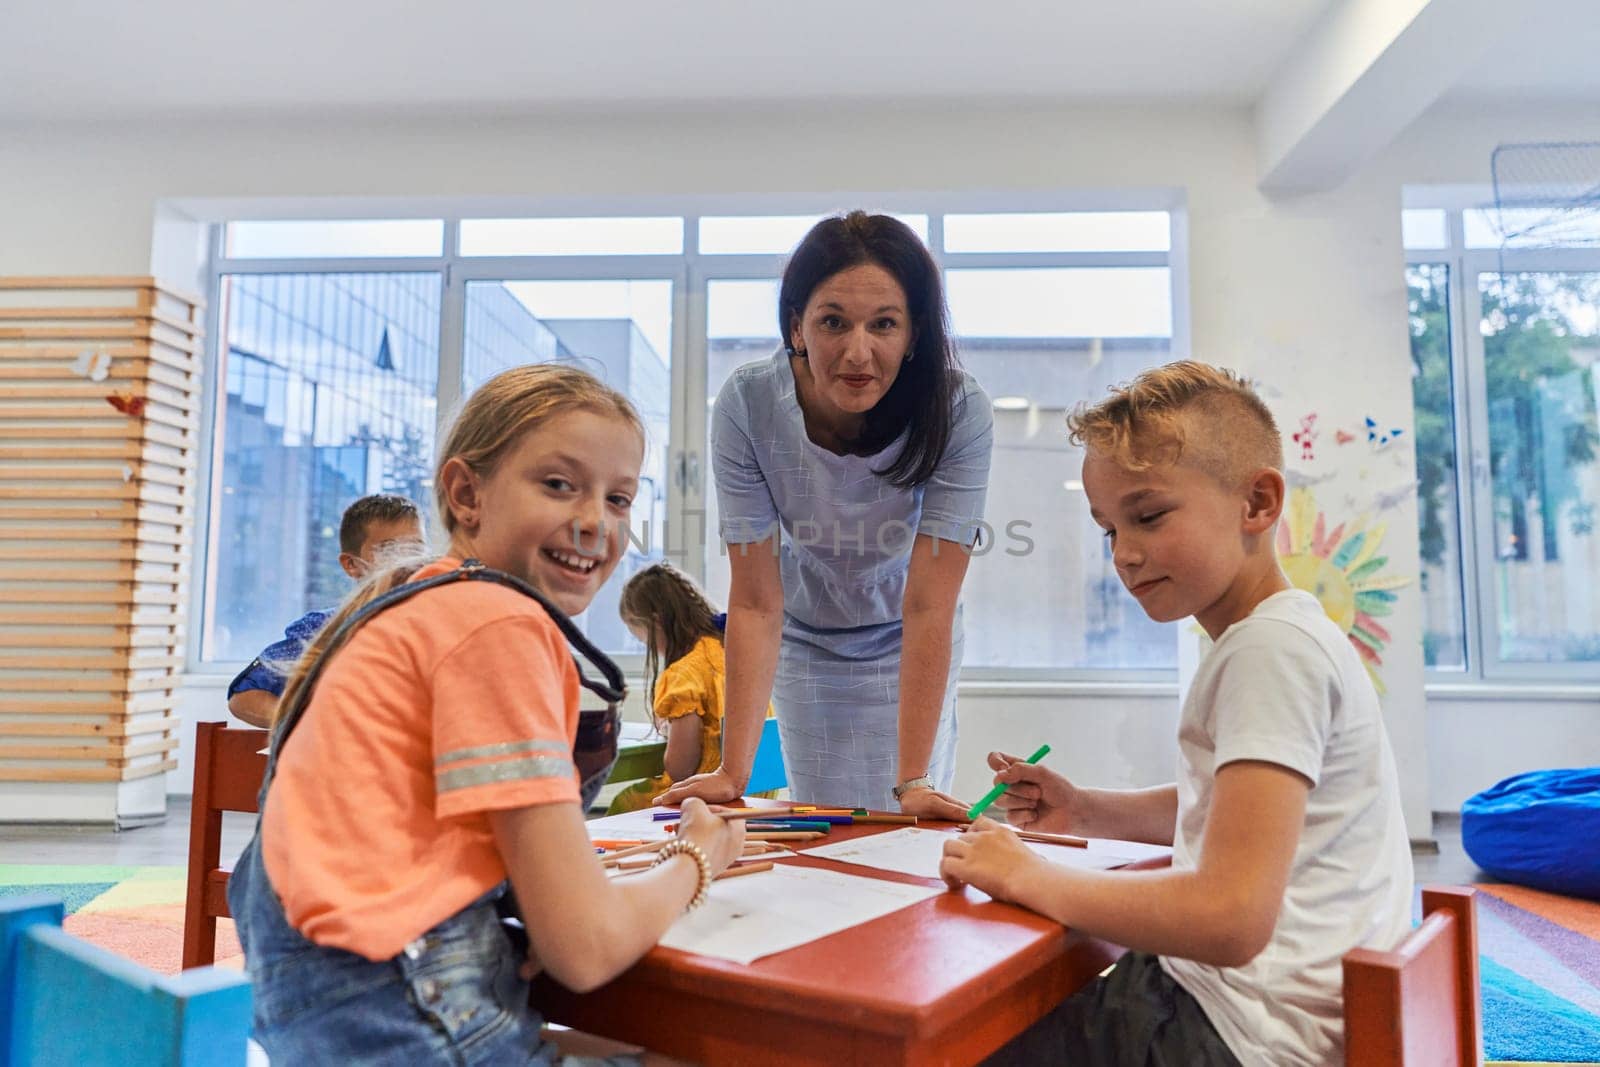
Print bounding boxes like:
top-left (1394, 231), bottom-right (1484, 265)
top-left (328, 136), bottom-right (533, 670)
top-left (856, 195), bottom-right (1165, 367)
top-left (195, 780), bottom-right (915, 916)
top-left (661, 211), bottom-right (993, 818)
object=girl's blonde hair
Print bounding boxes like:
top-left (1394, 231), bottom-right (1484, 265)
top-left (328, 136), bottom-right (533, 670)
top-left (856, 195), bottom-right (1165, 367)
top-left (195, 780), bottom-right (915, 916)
top-left (435, 363), bottom-right (644, 535)
top-left (272, 363), bottom-right (643, 726)
top-left (1066, 359), bottom-right (1282, 486)
top-left (618, 562), bottom-right (722, 730)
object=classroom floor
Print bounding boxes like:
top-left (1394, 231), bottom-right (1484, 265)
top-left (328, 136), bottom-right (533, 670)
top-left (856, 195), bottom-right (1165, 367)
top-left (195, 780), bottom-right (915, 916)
top-left (0, 803), bottom-right (1490, 885)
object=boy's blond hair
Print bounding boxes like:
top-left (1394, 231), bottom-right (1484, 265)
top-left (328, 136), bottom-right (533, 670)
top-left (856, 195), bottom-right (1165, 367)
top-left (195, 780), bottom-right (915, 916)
top-left (1066, 360), bottom-right (1282, 487)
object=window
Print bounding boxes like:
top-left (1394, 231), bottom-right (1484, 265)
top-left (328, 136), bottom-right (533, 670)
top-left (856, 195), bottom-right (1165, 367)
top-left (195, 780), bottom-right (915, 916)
top-left (1405, 204), bottom-right (1600, 679)
top-left (205, 271), bottom-right (441, 662)
top-left (201, 205), bottom-right (1183, 677)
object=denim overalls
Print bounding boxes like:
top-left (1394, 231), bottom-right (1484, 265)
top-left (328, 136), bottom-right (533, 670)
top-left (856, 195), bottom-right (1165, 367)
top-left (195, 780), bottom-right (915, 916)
top-left (229, 561), bottom-right (632, 1065)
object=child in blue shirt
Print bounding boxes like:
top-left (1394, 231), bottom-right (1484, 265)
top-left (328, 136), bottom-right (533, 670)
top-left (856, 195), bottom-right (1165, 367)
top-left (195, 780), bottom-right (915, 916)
top-left (227, 493), bottom-right (423, 726)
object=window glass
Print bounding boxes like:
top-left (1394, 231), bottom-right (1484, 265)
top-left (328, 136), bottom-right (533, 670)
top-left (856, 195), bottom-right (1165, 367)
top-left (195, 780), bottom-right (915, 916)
top-left (225, 220), bottom-right (443, 258)
top-left (462, 278), bottom-right (675, 655)
top-left (206, 272), bottom-right (440, 662)
top-left (1479, 270), bottom-right (1600, 664)
top-left (944, 212), bottom-right (1170, 254)
top-left (1401, 209), bottom-right (1448, 250)
top-left (947, 268), bottom-right (1175, 669)
top-left (1407, 264), bottom-right (1467, 669)
top-left (698, 214), bottom-right (930, 254)
top-left (459, 217), bottom-right (683, 257)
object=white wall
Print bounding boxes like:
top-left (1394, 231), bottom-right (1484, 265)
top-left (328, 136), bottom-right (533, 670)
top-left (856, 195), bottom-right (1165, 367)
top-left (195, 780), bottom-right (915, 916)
top-left (5, 99), bottom-right (1598, 830)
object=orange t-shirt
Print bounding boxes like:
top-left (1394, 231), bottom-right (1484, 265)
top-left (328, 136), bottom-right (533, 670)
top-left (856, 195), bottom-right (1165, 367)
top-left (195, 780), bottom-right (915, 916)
top-left (261, 557), bottom-right (581, 961)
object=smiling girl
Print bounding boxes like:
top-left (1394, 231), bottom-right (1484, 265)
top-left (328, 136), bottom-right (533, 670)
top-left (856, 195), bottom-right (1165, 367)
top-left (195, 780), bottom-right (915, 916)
top-left (229, 364), bottom-right (743, 1065)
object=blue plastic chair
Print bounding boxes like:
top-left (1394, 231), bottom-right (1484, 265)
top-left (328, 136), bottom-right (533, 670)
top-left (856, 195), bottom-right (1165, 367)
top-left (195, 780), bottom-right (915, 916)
top-left (1, 894), bottom-right (253, 1067)
top-left (745, 717), bottom-right (787, 795)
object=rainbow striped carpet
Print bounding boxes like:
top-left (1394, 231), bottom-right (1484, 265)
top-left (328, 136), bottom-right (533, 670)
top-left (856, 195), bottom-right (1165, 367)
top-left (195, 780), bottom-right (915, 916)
top-left (1, 867), bottom-right (1596, 1061)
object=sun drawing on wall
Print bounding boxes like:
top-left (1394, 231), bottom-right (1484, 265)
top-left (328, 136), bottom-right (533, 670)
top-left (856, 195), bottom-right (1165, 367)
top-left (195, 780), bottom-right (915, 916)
top-left (1277, 487), bottom-right (1411, 693)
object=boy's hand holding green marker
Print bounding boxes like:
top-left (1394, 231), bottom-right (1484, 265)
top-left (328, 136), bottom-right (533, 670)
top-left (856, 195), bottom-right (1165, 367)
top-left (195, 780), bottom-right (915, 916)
top-left (965, 743), bottom-right (1051, 821)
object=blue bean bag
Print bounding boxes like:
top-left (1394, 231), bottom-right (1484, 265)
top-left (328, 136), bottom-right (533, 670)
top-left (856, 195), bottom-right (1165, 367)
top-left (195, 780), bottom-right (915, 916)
top-left (1462, 768), bottom-right (1600, 900)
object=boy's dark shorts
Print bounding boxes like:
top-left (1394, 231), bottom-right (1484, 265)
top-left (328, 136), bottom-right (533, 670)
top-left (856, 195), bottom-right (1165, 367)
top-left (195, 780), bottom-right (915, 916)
top-left (982, 951), bottom-right (1242, 1066)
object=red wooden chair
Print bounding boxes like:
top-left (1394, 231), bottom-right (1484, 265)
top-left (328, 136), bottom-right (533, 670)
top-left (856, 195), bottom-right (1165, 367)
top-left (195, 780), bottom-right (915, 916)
top-left (1343, 885), bottom-right (1483, 1066)
top-left (181, 720), bottom-right (269, 970)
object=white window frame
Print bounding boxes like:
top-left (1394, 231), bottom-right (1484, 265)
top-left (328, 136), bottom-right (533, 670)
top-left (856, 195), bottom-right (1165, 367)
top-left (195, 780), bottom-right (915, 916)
top-left (1407, 197), bottom-right (1600, 684)
top-left (189, 192), bottom-right (1190, 685)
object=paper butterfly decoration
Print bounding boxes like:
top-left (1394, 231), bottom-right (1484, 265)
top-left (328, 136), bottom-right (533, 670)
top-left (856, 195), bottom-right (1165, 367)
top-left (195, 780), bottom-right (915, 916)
top-left (1365, 417), bottom-right (1404, 450)
top-left (71, 347), bottom-right (112, 382)
top-left (105, 391), bottom-right (147, 417)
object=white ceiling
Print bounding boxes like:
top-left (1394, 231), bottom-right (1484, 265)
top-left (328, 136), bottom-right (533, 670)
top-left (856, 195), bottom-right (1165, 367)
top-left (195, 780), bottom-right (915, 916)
top-left (1442, 3), bottom-right (1600, 104)
top-left (0, 0), bottom-right (1337, 121)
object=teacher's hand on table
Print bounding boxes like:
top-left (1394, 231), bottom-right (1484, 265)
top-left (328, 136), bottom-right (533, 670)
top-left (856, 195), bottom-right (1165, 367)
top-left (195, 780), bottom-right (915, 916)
top-left (654, 767), bottom-right (743, 807)
top-left (938, 816), bottom-right (1041, 902)
top-left (898, 785), bottom-right (973, 822)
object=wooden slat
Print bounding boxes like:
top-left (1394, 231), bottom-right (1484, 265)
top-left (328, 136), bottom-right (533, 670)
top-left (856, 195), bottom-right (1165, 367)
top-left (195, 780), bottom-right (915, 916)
top-left (0, 383), bottom-right (198, 412)
top-left (124, 716), bottom-right (181, 738)
top-left (0, 307), bottom-right (201, 334)
top-left (0, 404), bottom-right (198, 433)
top-left (0, 504), bottom-right (138, 521)
top-left (0, 699), bottom-right (124, 715)
top-left (0, 630), bottom-right (182, 649)
top-left (0, 323), bottom-right (200, 349)
top-left (0, 721), bottom-right (122, 739)
top-left (0, 275), bottom-right (157, 291)
top-left (0, 653), bottom-right (182, 671)
top-left (0, 544), bottom-right (187, 564)
top-left (126, 674), bottom-right (182, 694)
top-left (0, 486), bottom-right (142, 502)
top-left (113, 738), bottom-right (178, 763)
top-left (0, 588), bottom-right (183, 605)
top-left (0, 562), bottom-right (136, 580)
top-left (0, 744), bottom-right (120, 762)
top-left (0, 608), bottom-right (135, 626)
top-left (0, 765), bottom-right (122, 782)
top-left (120, 757), bottom-right (179, 782)
top-left (0, 443), bottom-right (143, 460)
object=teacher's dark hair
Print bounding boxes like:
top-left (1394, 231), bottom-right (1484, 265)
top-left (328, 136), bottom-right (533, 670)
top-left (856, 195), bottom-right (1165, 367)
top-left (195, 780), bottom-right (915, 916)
top-left (779, 210), bottom-right (962, 488)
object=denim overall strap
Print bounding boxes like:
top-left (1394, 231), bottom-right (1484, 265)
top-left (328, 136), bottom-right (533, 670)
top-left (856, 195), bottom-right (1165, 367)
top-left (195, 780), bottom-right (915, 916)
top-left (263, 558), bottom-right (627, 798)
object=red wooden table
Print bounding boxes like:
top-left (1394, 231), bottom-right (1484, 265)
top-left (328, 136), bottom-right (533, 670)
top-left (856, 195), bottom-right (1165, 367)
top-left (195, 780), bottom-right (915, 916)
top-left (535, 808), bottom-right (1133, 1066)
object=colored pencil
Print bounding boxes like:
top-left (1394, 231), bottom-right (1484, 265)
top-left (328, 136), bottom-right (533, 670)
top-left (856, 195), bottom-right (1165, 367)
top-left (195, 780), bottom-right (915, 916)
top-left (957, 823), bottom-right (1088, 849)
top-left (714, 860), bottom-right (775, 881)
top-left (599, 838), bottom-right (674, 866)
top-left (849, 814), bottom-right (919, 825)
top-left (744, 831), bottom-right (824, 841)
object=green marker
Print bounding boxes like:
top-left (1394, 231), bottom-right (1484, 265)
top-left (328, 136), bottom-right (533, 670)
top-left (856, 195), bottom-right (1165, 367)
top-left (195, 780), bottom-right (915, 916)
top-left (966, 744), bottom-right (1051, 821)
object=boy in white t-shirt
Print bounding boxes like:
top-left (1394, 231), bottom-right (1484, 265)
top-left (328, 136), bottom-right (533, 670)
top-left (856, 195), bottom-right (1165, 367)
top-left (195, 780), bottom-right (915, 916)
top-left (940, 360), bottom-right (1413, 1066)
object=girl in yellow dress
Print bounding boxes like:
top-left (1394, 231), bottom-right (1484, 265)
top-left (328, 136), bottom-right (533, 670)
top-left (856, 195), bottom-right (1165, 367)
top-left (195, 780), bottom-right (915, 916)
top-left (608, 563), bottom-right (769, 814)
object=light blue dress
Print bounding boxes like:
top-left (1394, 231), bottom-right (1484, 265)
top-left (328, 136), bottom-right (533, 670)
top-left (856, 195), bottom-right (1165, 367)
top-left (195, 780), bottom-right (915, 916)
top-left (712, 350), bottom-right (994, 809)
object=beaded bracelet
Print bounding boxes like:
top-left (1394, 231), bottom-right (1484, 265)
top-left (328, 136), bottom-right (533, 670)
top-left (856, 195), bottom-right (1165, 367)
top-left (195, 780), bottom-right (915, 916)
top-left (653, 839), bottom-right (712, 911)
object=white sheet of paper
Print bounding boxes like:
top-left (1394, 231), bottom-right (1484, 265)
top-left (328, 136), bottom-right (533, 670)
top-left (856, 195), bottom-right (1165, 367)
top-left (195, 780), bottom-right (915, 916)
top-left (586, 807), bottom-right (674, 841)
top-left (805, 826), bottom-right (1171, 880)
top-left (657, 863), bottom-right (941, 965)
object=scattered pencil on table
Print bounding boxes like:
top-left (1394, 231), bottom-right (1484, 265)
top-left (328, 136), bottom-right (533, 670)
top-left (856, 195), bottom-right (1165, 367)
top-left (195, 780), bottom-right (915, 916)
top-left (714, 860), bottom-right (774, 881)
top-left (957, 823), bottom-right (1088, 849)
top-left (966, 743), bottom-right (1051, 821)
top-left (744, 831), bottom-right (825, 842)
top-left (649, 808), bottom-right (917, 826)
top-left (599, 839), bottom-right (674, 866)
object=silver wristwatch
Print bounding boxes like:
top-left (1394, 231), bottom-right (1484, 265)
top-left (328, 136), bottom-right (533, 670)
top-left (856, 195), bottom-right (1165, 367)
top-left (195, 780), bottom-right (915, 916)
top-left (892, 775), bottom-right (934, 800)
